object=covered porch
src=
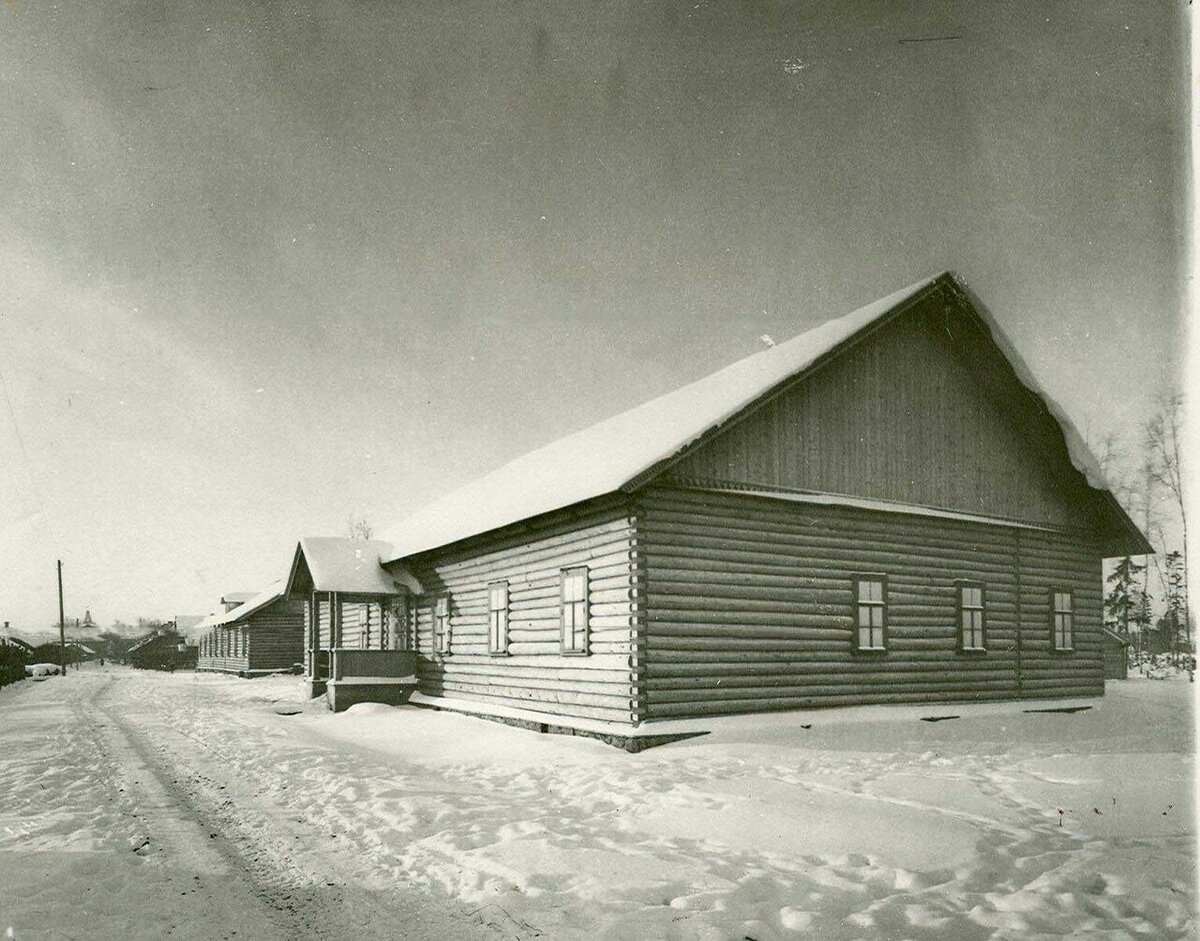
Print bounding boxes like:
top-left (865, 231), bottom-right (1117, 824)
top-left (286, 537), bottom-right (423, 712)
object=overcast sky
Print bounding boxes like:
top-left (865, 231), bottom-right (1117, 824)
top-left (0, 1), bottom-right (1186, 634)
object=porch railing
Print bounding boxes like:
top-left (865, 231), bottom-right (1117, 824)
top-left (330, 648), bottom-right (418, 681)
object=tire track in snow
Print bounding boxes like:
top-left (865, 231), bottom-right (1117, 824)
top-left (89, 674), bottom-right (485, 941)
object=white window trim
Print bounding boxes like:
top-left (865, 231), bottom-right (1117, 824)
top-left (853, 575), bottom-right (887, 652)
top-left (488, 581), bottom-right (509, 656)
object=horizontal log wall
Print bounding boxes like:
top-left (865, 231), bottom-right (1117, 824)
top-left (246, 599), bottom-right (306, 672)
top-left (638, 487), bottom-right (1104, 719)
top-left (317, 597), bottom-right (331, 648)
top-left (197, 599), bottom-right (304, 674)
top-left (336, 600), bottom-right (386, 649)
top-left (402, 498), bottom-right (639, 725)
top-left (1017, 529), bottom-right (1103, 697)
top-left (197, 625), bottom-right (249, 673)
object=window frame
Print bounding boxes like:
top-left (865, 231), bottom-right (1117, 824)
top-left (488, 580), bottom-right (510, 656)
top-left (432, 594), bottom-right (452, 656)
top-left (851, 574), bottom-right (888, 653)
top-left (956, 580), bottom-right (987, 653)
top-left (559, 566), bottom-right (590, 656)
top-left (1051, 589), bottom-right (1074, 652)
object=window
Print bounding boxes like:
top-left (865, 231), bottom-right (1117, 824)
top-left (433, 595), bottom-right (451, 654)
top-left (854, 576), bottom-right (887, 651)
top-left (488, 581), bottom-right (509, 655)
top-left (958, 581), bottom-right (986, 651)
top-left (1052, 590), bottom-right (1073, 651)
top-left (386, 598), bottom-right (411, 651)
top-left (560, 567), bottom-right (589, 655)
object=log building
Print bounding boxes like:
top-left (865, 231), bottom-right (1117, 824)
top-left (300, 274), bottom-right (1148, 737)
top-left (196, 583), bottom-right (305, 676)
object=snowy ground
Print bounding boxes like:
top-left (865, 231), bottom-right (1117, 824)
top-left (0, 665), bottom-right (1194, 940)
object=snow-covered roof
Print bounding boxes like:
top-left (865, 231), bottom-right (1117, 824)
top-left (953, 282), bottom-right (1108, 493)
top-left (195, 581), bottom-right (287, 632)
top-left (0, 634), bottom-right (36, 653)
top-left (381, 278), bottom-right (937, 560)
top-left (220, 591), bottom-right (257, 606)
top-left (379, 272), bottom-right (1145, 562)
top-left (127, 635), bottom-right (158, 652)
top-left (285, 537), bottom-right (422, 596)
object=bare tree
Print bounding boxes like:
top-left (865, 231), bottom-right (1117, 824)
top-left (1095, 431), bottom-right (1136, 510)
top-left (1145, 392), bottom-right (1189, 657)
top-left (346, 514), bottom-right (374, 541)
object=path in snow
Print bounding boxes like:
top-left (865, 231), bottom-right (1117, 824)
top-left (2, 665), bottom-right (1195, 940)
top-left (0, 668), bottom-right (483, 940)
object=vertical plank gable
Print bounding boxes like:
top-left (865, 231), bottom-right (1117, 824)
top-left (665, 296), bottom-right (1101, 531)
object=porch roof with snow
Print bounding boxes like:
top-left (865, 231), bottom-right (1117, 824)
top-left (285, 537), bottom-right (421, 598)
top-left (380, 272), bottom-right (1149, 562)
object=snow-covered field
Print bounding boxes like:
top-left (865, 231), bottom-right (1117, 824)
top-left (0, 665), bottom-right (1194, 939)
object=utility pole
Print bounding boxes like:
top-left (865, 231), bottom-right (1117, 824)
top-left (75, 618), bottom-right (80, 670)
top-left (57, 560), bottom-right (65, 678)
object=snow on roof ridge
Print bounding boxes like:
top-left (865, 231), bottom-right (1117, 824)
top-left (194, 579), bottom-right (286, 632)
top-left (947, 274), bottom-right (1110, 493)
top-left (380, 275), bottom-right (941, 561)
top-left (293, 536), bottom-right (419, 595)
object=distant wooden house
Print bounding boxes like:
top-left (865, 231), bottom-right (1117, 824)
top-left (299, 274), bottom-right (1149, 743)
top-left (0, 631), bottom-right (35, 658)
top-left (128, 631), bottom-right (197, 671)
top-left (1102, 628), bottom-right (1129, 680)
top-left (196, 584), bottom-right (305, 676)
top-left (0, 628), bottom-right (33, 688)
top-left (32, 641), bottom-right (92, 666)
top-left (66, 642), bottom-right (96, 662)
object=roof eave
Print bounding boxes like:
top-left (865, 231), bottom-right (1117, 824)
top-left (284, 542), bottom-right (308, 597)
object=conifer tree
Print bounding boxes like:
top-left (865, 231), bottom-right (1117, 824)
top-left (1106, 556), bottom-right (1144, 657)
top-left (1161, 550), bottom-right (1186, 664)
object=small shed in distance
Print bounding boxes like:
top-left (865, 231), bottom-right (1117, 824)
top-left (196, 583), bottom-right (305, 676)
top-left (1102, 628), bottom-right (1129, 680)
